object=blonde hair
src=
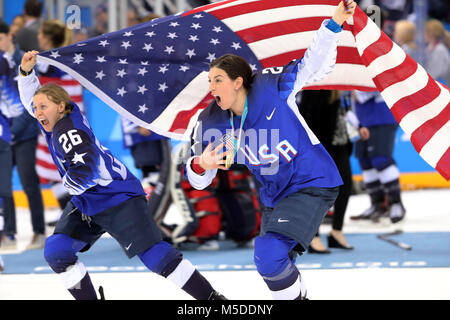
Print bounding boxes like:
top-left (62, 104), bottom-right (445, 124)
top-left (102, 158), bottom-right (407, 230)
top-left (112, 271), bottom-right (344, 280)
top-left (34, 84), bottom-right (73, 115)
top-left (40, 19), bottom-right (73, 48)
top-left (426, 19), bottom-right (445, 41)
top-left (395, 20), bottom-right (416, 48)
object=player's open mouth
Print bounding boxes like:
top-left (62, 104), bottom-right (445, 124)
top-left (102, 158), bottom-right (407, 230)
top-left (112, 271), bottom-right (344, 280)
top-left (40, 118), bottom-right (49, 126)
top-left (214, 95), bottom-right (221, 104)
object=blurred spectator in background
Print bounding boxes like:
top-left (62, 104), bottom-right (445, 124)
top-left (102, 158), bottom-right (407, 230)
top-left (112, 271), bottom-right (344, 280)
top-left (393, 20), bottom-right (420, 62)
top-left (298, 90), bottom-right (354, 253)
top-left (350, 91), bottom-right (405, 225)
top-left (14, 0), bottom-right (42, 52)
top-left (88, 4), bottom-right (108, 38)
top-left (0, 20), bottom-right (45, 250)
top-left (72, 28), bottom-right (89, 44)
top-left (9, 15), bottom-right (25, 42)
top-left (128, 7), bottom-right (141, 27)
top-left (424, 19), bottom-right (450, 85)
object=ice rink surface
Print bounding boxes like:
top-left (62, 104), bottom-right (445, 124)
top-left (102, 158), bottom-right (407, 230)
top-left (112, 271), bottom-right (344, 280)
top-left (1, 188), bottom-right (450, 300)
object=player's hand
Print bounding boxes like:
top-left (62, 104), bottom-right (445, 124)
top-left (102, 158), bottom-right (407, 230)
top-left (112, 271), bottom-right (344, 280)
top-left (21, 50), bottom-right (39, 73)
top-left (198, 141), bottom-right (232, 171)
top-left (332, 0), bottom-right (357, 26)
top-left (359, 127), bottom-right (370, 141)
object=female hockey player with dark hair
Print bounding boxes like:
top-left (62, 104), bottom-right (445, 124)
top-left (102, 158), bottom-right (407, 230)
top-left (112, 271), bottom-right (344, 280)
top-left (17, 50), bottom-right (225, 300)
top-left (186, 1), bottom-right (356, 300)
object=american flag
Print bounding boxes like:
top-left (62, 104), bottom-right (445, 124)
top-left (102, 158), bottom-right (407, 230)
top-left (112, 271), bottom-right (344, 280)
top-left (36, 0), bottom-right (449, 180)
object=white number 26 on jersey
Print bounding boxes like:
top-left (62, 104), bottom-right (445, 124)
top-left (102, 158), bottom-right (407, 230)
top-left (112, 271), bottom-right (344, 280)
top-left (59, 129), bottom-right (83, 153)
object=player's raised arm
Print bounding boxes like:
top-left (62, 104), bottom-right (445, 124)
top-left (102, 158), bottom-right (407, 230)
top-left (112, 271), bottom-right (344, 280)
top-left (294, 0), bottom-right (356, 90)
top-left (17, 50), bottom-right (41, 117)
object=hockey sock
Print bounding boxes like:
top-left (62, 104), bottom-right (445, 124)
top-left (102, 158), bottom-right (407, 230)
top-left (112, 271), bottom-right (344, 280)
top-left (139, 241), bottom-right (216, 299)
top-left (362, 169), bottom-right (385, 206)
top-left (67, 270), bottom-right (98, 300)
top-left (377, 164), bottom-right (402, 204)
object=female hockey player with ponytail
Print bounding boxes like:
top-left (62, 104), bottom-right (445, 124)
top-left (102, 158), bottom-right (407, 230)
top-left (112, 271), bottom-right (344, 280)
top-left (186, 1), bottom-right (356, 300)
top-left (17, 51), bottom-right (226, 300)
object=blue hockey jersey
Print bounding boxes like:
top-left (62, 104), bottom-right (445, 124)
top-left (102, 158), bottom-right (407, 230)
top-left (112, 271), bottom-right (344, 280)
top-left (186, 20), bottom-right (343, 208)
top-left (18, 70), bottom-right (145, 216)
top-left (353, 91), bottom-right (397, 127)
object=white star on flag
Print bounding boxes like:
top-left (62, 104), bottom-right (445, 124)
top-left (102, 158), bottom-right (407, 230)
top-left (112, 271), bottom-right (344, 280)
top-left (121, 41), bottom-right (131, 49)
top-left (138, 104), bottom-right (148, 113)
top-left (116, 69), bottom-right (127, 78)
top-left (95, 70), bottom-right (105, 80)
top-left (158, 83), bottom-right (168, 92)
top-left (189, 35), bottom-right (199, 42)
top-left (167, 32), bottom-right (178, 39)
top-left (231, 42), bottom-right (241, 50)
top-left (158, 65), bottom-right (169, 74)
top-left (137, 67), bottom-right (148, 76)
top-left (164, 46), bottom-right (175, 54)
top-left (206, 53), bottom-right (216, 62)
top-left (117, 87), bottom-right (127, 96)
top-left (73, 53), bottom-right (84, 64)
top-left (98, 40), bottom-right (109, 47)
top-left (50, 51), bottom-right (60, 59)
top-left (137, 85), bottom-right (148, 95)
top-left (186, 49), bottom-right (196, 58)
top-left (96, 56), bottom-right (106, 63)
top-left (142, 43), bottom-right (153, 52)
top-left (210, 38), bottom-right (220, 45)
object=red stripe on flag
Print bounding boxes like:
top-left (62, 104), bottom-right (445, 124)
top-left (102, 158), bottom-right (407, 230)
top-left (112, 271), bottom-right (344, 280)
top-left (436, 148), bottom-right (450, 181)
top-left (410, 102), bottom-right (450, 152)
top-left (237, 17), bottom-right (354, 44)
top-left (169, 94), bottom-right (214, 132)
top-left (390, 75), bottom-right (442, 121)
top-left (351, 6), bottom-right (369, 36)
top-left (209, 0), bottom-right (338, 20)
top-left (236, 17), bottom-right (329, 44)
top-left (361, 32), bottom-right (393, 67)
top-left (36, 159), bottom-right (58, 170)
top-left (39, 77), bottom-right (80, 87)
top-left (304, 84), bottom-right (375, 91)
top-left (373, 55), bottom-right (418, 90)
top-left (260, 47), bottom-right (363, 68)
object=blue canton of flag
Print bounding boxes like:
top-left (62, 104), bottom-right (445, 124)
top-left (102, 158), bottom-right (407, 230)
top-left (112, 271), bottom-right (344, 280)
top-left (38, 12), bottom-right (261, 140)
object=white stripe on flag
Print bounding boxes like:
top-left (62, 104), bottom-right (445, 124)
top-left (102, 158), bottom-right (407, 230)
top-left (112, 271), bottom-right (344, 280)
top-left (221, 5), bottom-right (336, 32)
top-left (249, 30), bottom-right (356, 60)
top-left (381, 64), bottom-right (429, 108)
top-left (307, 64), bottom-right (375, 88)
top-left (62, 85), bottom-right (82, 97)
top-left (36, 148), bottom-right (55, 163)
top-left (205, 0), bottom-right (258, 13)
top-left (354, 17), bottom-right (381, 54)
top-left (36, 165), bottom-right (61, 181)
top-left (419, 121), bottom-right (450, 168)
top-left (151, 71), bottom-right (210, 138)
top-left (399, 83), bottom-right (450, 134)
top-left (367, 43), bottom-right (407, 76)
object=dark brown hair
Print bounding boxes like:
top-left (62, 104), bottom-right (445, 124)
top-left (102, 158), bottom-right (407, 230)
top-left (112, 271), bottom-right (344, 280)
top-left (210, 54), bottom-right (254, 90)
